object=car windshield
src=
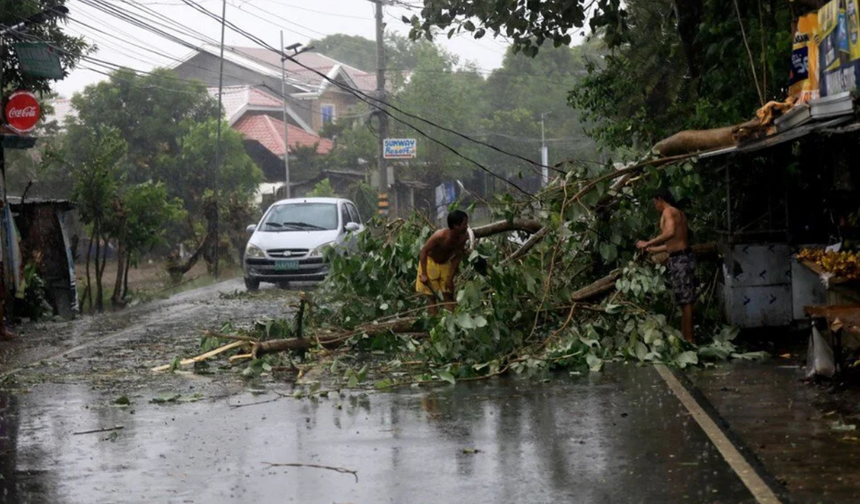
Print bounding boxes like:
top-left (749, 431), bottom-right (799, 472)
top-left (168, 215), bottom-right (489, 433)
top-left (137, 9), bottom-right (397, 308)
top-left (261, 203), bottom-right (338, 232)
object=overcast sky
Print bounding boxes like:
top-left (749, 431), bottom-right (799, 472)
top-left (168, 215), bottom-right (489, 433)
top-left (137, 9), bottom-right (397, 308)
top-left (54, 0), bottom-right (514, 97)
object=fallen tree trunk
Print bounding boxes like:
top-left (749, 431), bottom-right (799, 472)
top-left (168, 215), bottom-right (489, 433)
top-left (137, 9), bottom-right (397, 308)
top-left (571, 271), bottom-right (622, 303)
top-left (653, 118), bottom-right (760, 157)
top-left (473, 218), bottom-right (543, 238)
top-left (504, 227), bottom-right (550, 264)
top-left (254, 318), bottom-right (420, 355)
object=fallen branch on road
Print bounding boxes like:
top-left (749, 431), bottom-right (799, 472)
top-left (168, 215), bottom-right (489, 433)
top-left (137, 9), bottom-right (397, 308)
top-left (251, 318), bottom-right (419, 357)
top-left (262, 462), bottom-right (358, 482)
top-left (151, 340), bottom-right (249, 372)
top-left (73, 425), bottom-right (124, 435)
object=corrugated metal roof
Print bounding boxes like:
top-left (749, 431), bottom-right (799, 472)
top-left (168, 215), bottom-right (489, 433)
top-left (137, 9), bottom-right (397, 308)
top-left (7, 196), bottom-right (74, 208)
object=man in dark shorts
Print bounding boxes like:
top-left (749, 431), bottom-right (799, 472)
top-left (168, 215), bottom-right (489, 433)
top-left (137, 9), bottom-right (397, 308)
top-left (636, 190), bottom-right (697, 344)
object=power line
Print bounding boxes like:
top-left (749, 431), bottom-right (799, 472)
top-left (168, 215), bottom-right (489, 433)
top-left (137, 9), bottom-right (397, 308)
top-left (178, 0), bottom-right (538, 195)
top-left (253, 0), bottom-right (372, 21)
top-left (177, 0), bottom-right (588, 175)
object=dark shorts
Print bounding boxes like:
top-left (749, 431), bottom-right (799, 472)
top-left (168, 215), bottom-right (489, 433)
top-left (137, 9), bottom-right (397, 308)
top-left (667, 250), bottom-right (698, 305)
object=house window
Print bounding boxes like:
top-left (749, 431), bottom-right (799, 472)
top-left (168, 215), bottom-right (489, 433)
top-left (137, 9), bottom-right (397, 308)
top-left (321, 104), bottom-right (336, 125)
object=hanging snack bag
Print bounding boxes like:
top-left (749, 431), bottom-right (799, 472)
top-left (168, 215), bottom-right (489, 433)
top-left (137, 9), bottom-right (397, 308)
top-left (789, 11), bottom-right (820, 102)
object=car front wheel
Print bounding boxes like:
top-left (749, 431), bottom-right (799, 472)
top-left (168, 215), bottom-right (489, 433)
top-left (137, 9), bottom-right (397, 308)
top-left (244, 277), bottom-right (260, 291)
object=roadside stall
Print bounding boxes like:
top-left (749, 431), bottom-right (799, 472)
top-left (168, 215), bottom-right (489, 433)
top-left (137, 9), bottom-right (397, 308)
top-left (648, 0), bottom-right (860, 375)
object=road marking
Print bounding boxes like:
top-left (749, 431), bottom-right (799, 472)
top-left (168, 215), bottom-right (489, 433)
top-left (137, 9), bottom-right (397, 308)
top-left (1, 305), bottom-right (205, 379)
top-left (654, 364), bottom-right (782, 504)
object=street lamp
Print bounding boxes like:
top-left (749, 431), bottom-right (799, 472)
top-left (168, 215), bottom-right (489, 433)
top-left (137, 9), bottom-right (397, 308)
top-left (278, 37), bottom-right (313, 200)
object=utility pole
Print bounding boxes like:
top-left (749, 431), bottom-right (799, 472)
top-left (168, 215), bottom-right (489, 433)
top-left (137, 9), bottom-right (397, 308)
top-left (374, 0), bottom-right (390, 217)
top-left (540, 112), bottom-right (549, 187)
top-left (213, 0), bottom-right (227, 279)
top-left (280, 31), bottom-right (290, 200)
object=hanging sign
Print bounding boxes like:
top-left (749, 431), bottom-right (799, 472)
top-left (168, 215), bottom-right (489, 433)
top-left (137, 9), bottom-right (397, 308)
top-left (4, 91), bottom-right (41, 134)
top-left (12, 42), bottom-right (64, 79)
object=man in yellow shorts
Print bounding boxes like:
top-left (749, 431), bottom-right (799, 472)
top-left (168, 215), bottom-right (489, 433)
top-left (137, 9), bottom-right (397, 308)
top-left (416, 210), bottom-right (469, 314)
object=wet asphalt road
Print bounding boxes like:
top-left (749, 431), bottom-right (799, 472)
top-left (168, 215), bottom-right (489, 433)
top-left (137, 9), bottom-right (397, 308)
top-left (0, 280), bottom-right (760, 504)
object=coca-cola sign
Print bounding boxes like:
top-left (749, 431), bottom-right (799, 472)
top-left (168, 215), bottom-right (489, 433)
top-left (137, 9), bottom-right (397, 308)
top-left (4, 91), bottom-right (41, 134)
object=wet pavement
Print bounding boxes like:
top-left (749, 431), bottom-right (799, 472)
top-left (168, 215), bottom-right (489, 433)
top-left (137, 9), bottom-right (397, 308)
top-left (1, 366), bottom-right (756, 504)
top-left (0, 279), bottom-right (854, 503)
top-left (689, 361), bottom-right (860, 504)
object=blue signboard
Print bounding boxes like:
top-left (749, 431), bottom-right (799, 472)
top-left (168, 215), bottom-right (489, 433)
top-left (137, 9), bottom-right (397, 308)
top-left (383, 138), bottom-right (417, 159)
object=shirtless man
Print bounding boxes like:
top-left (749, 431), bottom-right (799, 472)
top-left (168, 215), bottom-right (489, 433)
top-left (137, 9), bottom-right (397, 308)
top-left (636, 190), bottom-right (697, 344)
top-left (417, 210), bottom-right (469, 315)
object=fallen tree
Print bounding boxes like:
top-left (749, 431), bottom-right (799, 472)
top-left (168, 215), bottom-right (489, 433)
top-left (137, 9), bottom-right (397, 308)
top-left (161, 151), bottom-right (765, 385)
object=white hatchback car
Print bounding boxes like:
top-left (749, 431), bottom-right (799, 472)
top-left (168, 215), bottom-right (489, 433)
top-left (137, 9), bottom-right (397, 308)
top-left (243, 197), bottom-right (364, 290)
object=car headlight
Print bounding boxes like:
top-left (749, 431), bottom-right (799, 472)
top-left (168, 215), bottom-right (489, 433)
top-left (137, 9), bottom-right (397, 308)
top-left (245, 244), bottom-right (264, 258)
top-left (309, 241), bottom-right (335, 258)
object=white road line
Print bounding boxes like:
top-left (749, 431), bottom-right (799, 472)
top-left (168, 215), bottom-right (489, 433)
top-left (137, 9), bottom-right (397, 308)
top-left (654, 364), bottom-right (782, 504)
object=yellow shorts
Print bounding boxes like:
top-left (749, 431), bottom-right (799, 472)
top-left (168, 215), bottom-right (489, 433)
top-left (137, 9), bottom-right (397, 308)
top-left (416, 257), bottom-right (453, 296)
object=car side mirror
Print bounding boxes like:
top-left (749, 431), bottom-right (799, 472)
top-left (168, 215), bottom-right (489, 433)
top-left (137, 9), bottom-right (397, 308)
top-left (246, 224), bottom-right (257, 234)
top-left (345, 222), bottom-right (360, 232)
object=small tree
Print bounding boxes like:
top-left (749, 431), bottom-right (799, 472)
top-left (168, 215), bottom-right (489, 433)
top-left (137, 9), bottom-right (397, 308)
top-left (70, 127), bottom-right (126, 313)
top-left (307, 178), bottom-right (336, 197)
top-left (110, 181), bottom-right (184, 305)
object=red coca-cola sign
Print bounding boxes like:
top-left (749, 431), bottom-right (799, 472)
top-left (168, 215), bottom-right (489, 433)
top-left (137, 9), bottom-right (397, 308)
top-left (4, 91), bottom-right (41, 134)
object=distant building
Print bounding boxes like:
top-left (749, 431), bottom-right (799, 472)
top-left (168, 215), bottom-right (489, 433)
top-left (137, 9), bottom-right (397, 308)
top-left (172, 44), bottom-right (376, 132)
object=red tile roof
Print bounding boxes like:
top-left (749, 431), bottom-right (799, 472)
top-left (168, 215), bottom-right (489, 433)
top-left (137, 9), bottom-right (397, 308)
top-left (233, 114), bottom-right (333, 156)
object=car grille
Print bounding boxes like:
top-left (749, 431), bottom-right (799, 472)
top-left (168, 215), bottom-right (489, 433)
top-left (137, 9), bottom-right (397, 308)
top-left (267, 248), bottom-right (309, 258)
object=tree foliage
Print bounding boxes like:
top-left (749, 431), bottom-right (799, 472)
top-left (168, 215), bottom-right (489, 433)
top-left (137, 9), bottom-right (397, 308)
top-left (64, 68), bottom-right (261, 247)
top-left (407, 0), bottom-right (624, 57)
top-left (570, 0), bottom-right (793, 150)
top-left (68, 68), bottom-right (220, 185)
top-left (308, 32), bottom-right (424, 72)
top-left (68, 127), bottom-right (126, 313)
top-left (0, 0), bottom-right (90, 95)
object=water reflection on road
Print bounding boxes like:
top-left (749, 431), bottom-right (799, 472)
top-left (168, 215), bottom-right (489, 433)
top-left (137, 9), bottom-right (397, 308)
top-left (0, 365), bottom-right (754, 504)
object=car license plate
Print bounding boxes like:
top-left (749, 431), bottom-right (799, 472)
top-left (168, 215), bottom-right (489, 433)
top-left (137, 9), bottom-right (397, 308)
top-left (274, 260), bottom-right (299, 271)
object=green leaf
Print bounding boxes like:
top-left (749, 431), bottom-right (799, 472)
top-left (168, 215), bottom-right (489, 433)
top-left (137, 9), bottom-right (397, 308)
top-left (374, 378), bottom-right (392, 389)
top-left (347, 374), bottom-right (359, 388)
top-left (599, 243), bottom-right (618, 263)
top-left (457, 312), bottom-right (475, 329)
top-left (635, 342), bottom-right (648, 361)
top-left (438, 370), bottom-right (456, 384)
top-left (677, 351), bottom-right (699, 368)
top-left (150, 392), bottom-right (181, 404)
top-left (473, 315), bottom-right (488, 328)
top-left (586, 354), bottom-right (603, 372)
top-left (114, 395), bottom-right (131, 406)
